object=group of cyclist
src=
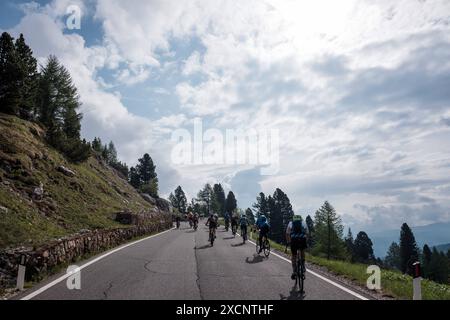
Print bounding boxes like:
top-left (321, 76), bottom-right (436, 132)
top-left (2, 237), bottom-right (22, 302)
top-left (174, 212), bottom-right (200, 230)
top-left (177, 210), bottom-right (309, 282)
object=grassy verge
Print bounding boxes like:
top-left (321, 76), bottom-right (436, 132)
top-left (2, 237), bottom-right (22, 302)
top-left (249, 228), bottom-right (450, 300)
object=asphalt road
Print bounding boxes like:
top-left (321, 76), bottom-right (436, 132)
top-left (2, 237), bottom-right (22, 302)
top-left (16, 221), bottom-right (370, 300)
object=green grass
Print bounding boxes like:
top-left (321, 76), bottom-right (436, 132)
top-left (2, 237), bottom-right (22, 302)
top-left (249, 229), bottom-right (450, 300)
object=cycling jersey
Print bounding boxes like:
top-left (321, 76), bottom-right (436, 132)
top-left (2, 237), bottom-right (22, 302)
top-left (286, 220), bottom-right (308, 239)
top-left (239, 217), bottom-right (248, 227)
top-left (207, 216), bottom-right (217, 229)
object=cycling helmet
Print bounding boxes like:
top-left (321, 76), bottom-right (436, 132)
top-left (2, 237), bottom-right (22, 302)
top-left (293, 215), bottom-right (302, 221)
top-left (260, 215), bottom-right (267, 222)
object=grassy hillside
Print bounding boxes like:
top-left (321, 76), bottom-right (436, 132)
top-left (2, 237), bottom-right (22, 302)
top-left (0, 113), bottom-right (157, 249)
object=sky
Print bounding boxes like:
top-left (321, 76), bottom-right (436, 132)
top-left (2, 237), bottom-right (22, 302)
top-left (1, 0), bottom-right (450, 234)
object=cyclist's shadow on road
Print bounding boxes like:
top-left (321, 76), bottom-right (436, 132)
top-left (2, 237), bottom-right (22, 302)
top-left (195, 244), bottom-right (212, 250)
top-left (280, 288), bottom-right (305, 300)
top-left (245, 255), bottom-right (265, 264)
top-left (231, 242), bottom-right (245, 247)
top-left (223, 236), bottom-right (235, 240)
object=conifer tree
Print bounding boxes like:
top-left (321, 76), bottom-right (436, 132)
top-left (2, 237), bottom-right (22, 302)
top-left (313, 201), bottom-right (345, 260)
top-left (15, 34), bottom-right (38, 119)
top-left (399, 223), bottom-right (419, 274)
top-left (0, 32), bottom-right (20, 115)
top-left (384, 242), bottom-right (401, 270)
top-left (225, 191), bottom-right (237, 215)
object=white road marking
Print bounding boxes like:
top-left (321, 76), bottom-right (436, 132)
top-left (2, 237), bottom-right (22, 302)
top-left (243, 233), bottom-right (369, 300)
top-left (21, 227), bottom-right (175, 300)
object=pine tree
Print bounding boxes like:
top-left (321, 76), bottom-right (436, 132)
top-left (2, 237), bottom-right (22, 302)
top-left (313, 201), bottom-right (345, 260)
top-left (0, 32), bottom-right (21, 115)
top-left (211, 184), bottom-right (226, 217)
top-left (92, 137), bottom-right (103, 153)
top-left (37, 55), bottom-right (89, 162)
top-left (252, 192), bottom-right (269, 218)
top-left (427, 248), bottom-right (449, 284)
top-left (353, 231), bottom-right (374, 263)
top-left (197, 184), bottom-right (213, 216)
top-left (399, 223), bottom-right (419, 274)
top-left (171, 186), bottom-right (187, 215)
top-left (15, 34), bottom-right (38, 120)
top-left (137, 153), bottom-right (157, 184)
top-left (225, 191), bottom-right (237, 215)
top-left (136, 153), bottom-right (158, 197)
top-left (245, 208), bottom-right (255, 225)
top-left (345, 228), bottom-right (355, 260)
top-left (107, 141), bottom-right (118, 164)
top-left (422, 244), bottom-right (432, 278)
top-left (271, 188), bottom-right (293, 244)
top-left (265, 194), bottom-right (280, 243)
top-left (191, 198), bottom-right (203, 217)
top-left (129, 167), bottom-right (141, 189)
top-left (384, 242), bottom-right (401, 270)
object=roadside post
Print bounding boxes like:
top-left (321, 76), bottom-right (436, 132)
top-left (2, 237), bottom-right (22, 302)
top-left (16, 255), bottom-right (26, 291)
top-left (412, 261), bottom-right (422, 300)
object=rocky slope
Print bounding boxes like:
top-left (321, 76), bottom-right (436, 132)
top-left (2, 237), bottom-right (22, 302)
top-left (0, 113), bottom-right (167, 250)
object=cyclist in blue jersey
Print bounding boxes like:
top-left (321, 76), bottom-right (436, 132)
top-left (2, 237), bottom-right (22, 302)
top-left (256, 215), bottom-right (270, 254)
top-left (286, 215), bottom-right (308, 280)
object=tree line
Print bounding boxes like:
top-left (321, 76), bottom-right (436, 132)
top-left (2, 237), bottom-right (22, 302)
top-left (384, 224), bottom-right (449, 284)
top-left (169, 184), bottom-right (250, 222)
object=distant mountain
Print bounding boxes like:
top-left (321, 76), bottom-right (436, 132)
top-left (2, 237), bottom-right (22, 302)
top-left (370, 222), bottom-right (450, 258)
top-left (434, 243), bottom-right (450, 253)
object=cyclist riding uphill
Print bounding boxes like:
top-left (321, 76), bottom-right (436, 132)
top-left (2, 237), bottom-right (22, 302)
top-left (286, 215), bottom-right (308, 280)
top-left (231, 213), bottom-right (239, 233)
top-left (239, 214), bottom-right (248, 239)
top-left (206, 214), bottom-right (218, 239)
top-left (256, 215), bottom-right (270, 254)
top-left (224, 212), bottom-right (231, 229)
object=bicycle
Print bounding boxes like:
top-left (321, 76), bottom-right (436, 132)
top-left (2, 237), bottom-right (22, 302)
top-left (232, 224), bottom-right (237, 237)
top-left (241, 226), bottom-right (247, 244)
top-left (193, 220), bottom-right (198, 231)
top-left (256, 235), bottom-right (270, 257)
top-left (294, 252), bottom-right (306, 294)
top-left (225, 220), bottom-right (230, 232)
top-left (176, 220), bottom-right (180, 229)
top-left (209, 228), bottom-right (216, 246)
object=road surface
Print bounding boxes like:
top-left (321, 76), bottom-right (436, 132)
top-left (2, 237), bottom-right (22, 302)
top-left (15, 222), bottom-right (370, 300)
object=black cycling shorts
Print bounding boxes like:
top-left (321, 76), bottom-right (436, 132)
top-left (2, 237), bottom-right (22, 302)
top-left (290, 237), bottom-right (307, 255)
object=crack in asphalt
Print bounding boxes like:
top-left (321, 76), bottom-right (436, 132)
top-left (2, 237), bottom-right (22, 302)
top-left (102, 282), bottom-right (113, 300)
top-left (193, 233), bottom-right (205, 300)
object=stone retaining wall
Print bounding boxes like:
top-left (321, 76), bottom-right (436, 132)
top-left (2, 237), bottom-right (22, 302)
top-left (0, 215), bottom-right (172, 289)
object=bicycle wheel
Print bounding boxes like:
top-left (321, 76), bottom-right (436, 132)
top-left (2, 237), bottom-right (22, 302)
top-left (210, 230), bottom-right (214, 246)
top-left (264, 239), bottom-right (270, 257)
top-left (298, 258), bottom-right (305, 293)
